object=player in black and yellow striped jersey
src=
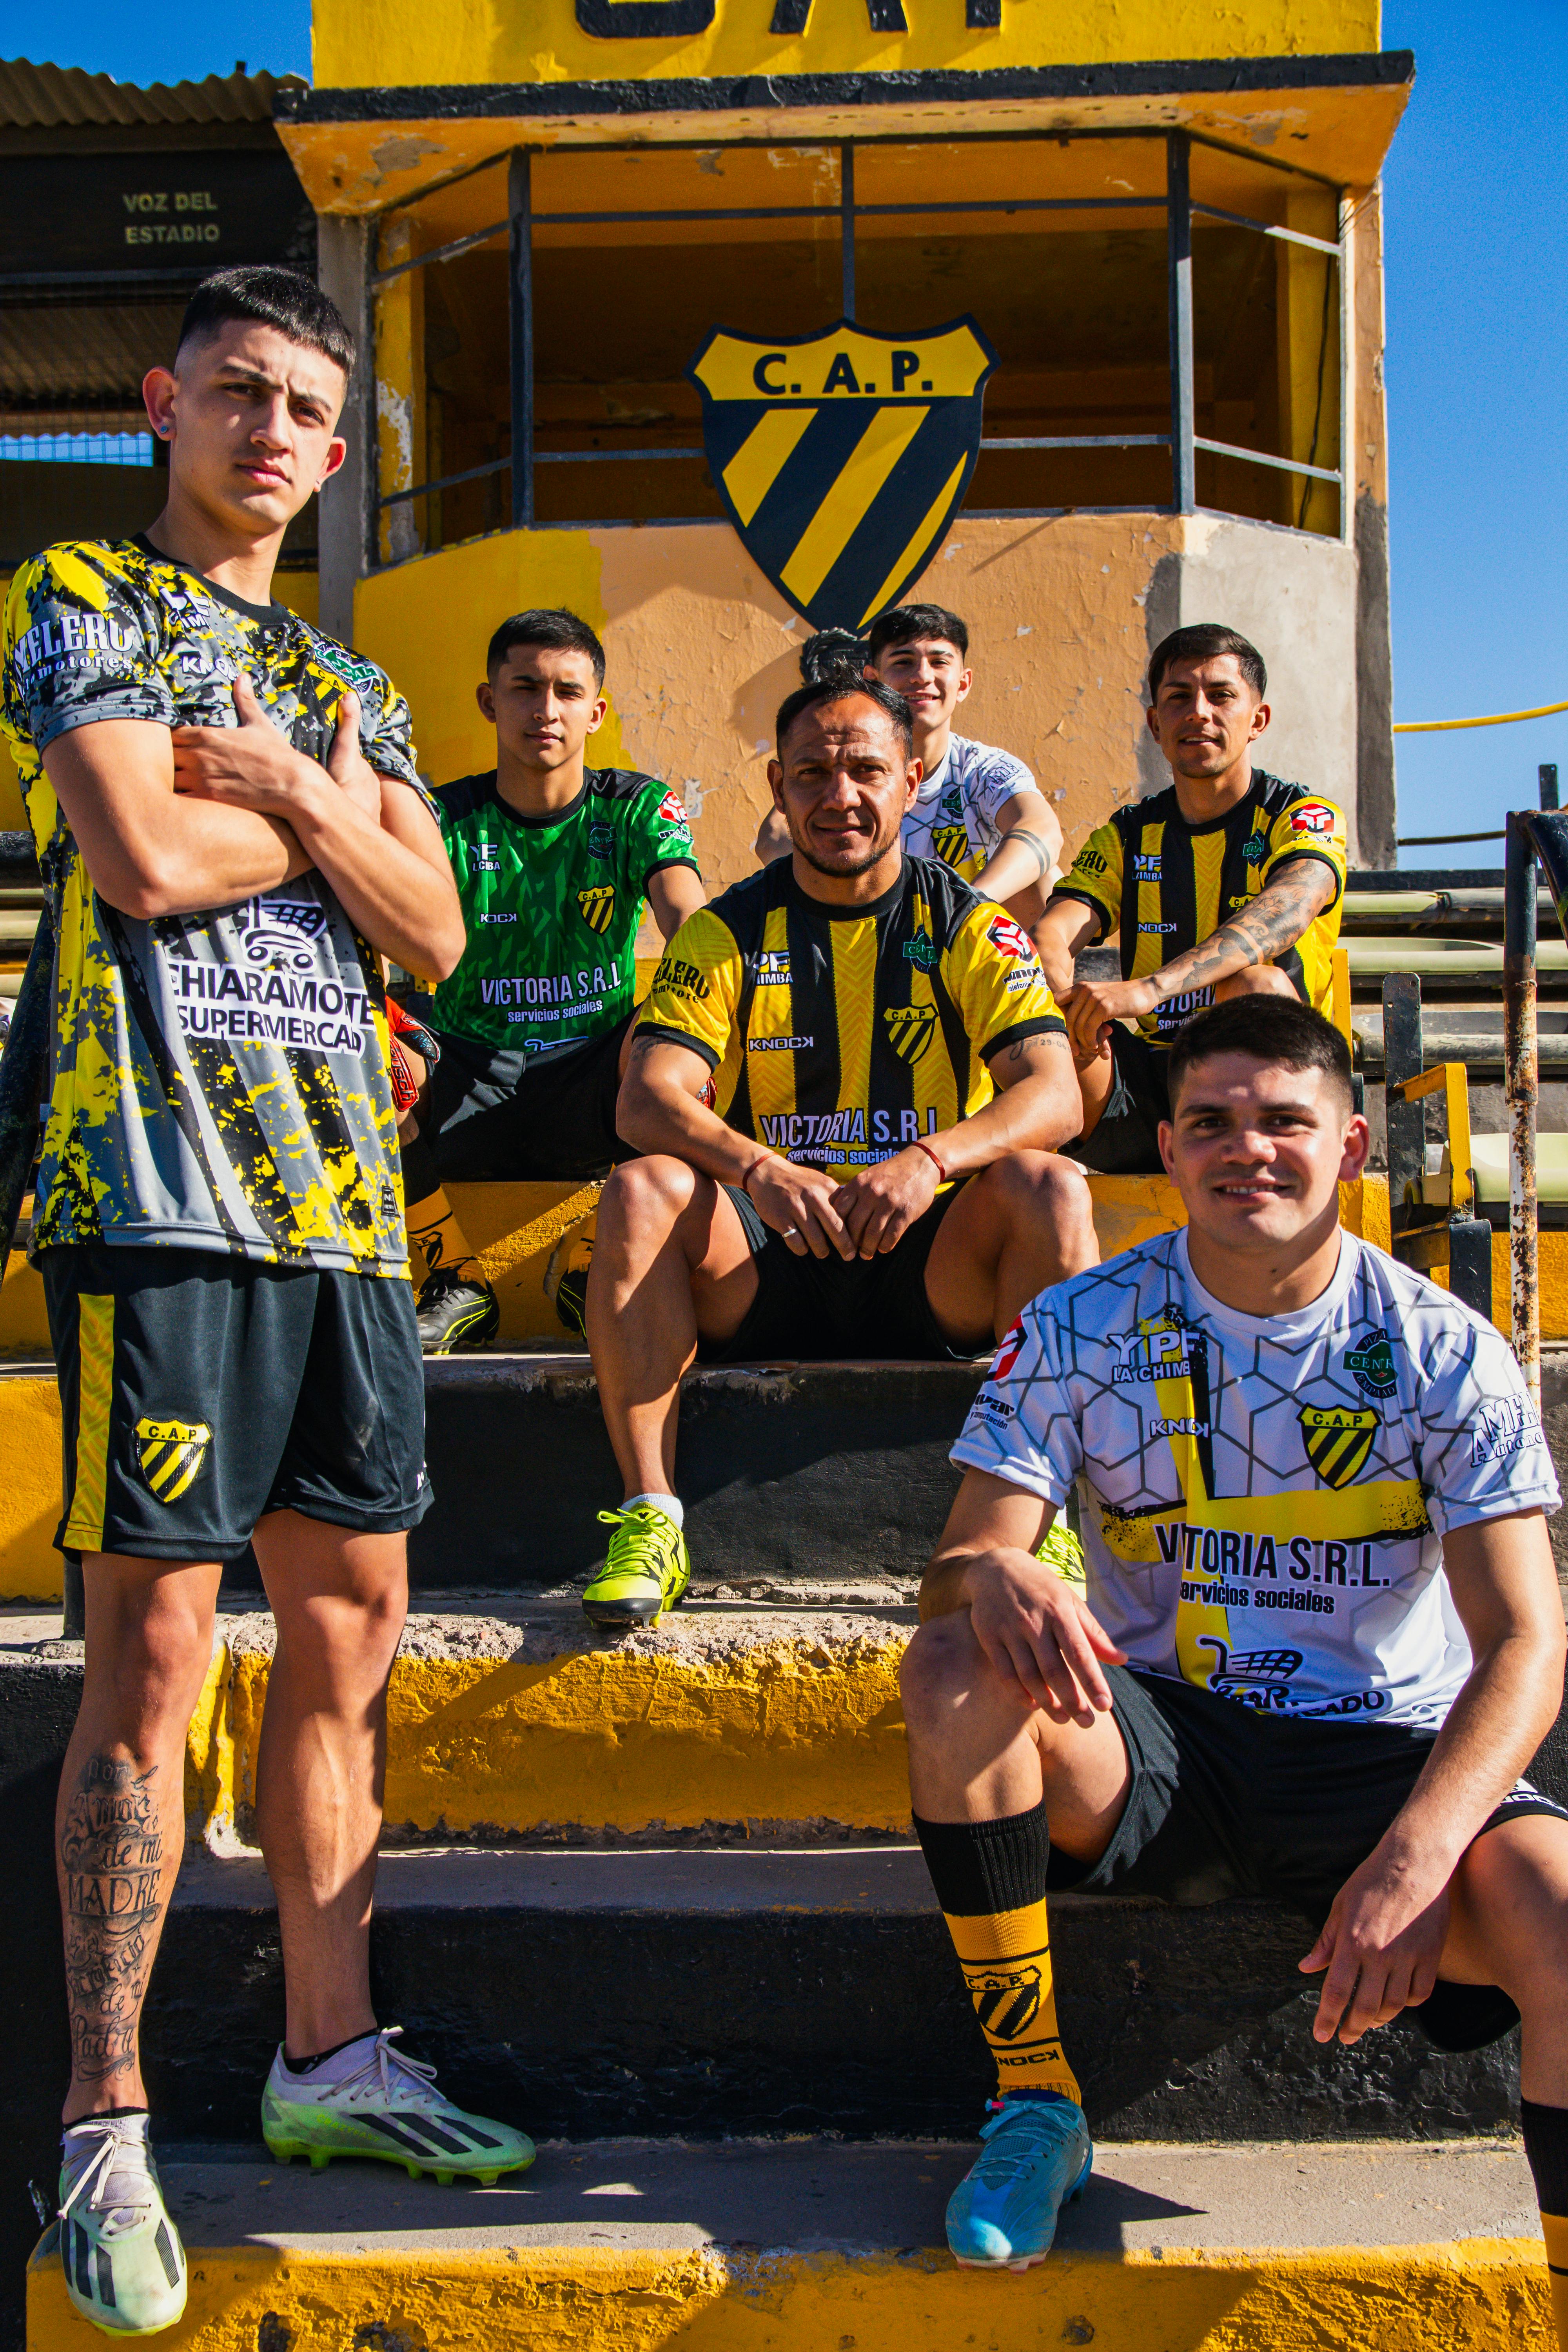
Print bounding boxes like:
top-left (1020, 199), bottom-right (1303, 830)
top-left (1037, 624), bottom-right (1347, 1175)
top-left (575, 671), bottom-right (1099, 1630)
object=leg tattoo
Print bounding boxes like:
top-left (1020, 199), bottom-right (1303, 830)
top-left (60, 1755), bottom-right (165, 2092)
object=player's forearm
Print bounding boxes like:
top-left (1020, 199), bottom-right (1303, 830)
top-left (1146, 862), bottom-right (1334, 1006)
top-left (975, 828), bottom-right (1056, 906)
top-left (1377, 1624), bottom-right (1565, 1881)
top-left (1035, 900), bottom-right (1098, 996)
top-left (933, 1044), bottom-right (1081, 1172)
top-left (286, 773), bottom-right (464, 982)
top-left (616, 1064), bottom-right (768, 1187)
top-left (103, 803), bottom-right (311, 918)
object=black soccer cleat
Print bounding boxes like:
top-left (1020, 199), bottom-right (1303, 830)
top-left (416, 1269), bottom-right (499, 1354)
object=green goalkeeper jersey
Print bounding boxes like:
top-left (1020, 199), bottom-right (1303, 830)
top-left (429, 766), bottom-right (701, 1058)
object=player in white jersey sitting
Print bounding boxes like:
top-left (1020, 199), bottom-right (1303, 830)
top-left (755, 606), bottom-right (1062, 942)
top-left (898, 994), bottom-right (1568, 2332)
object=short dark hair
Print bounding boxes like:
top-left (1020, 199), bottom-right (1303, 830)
top-left (798, 627), bottom-right (867, 684)
top-left (486, 608), bottom-right (606, 690)
top-left (775, 674), bottom-right (913, 758)
top-left (1147, 624), bottom-right (1267, 704)
top-left (866, 603), bottom-right (969, 662)
top-left (1167, 995), bottom-right (1353, 1114)
top-left (176, 267), bottom-right (356, 378)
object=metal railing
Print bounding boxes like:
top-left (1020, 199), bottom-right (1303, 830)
top-left (1501, 808), bottom-right (1568, 1410)
top-left (370, 125), bottom-right (1347, 558)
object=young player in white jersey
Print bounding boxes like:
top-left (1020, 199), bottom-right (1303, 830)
top-left (754, 606), bottom-right (1062, 940)
top-left (898, 995), bottom-right (1568, 2336)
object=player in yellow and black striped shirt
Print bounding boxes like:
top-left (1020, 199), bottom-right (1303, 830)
top-left (1037, 625), bottom-right (1347, 1175)
top-left (574, 671), bottom-right (1100, 1629)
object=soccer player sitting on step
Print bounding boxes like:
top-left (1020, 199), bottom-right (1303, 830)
top-left (577, 666), bottom-right (1098, 1631)
top-left (393, 607), bottom-right (706, 1353)
top-left (899, 994), bottom-right (1568, 2316)
top-left (755, 604), bottom-right (1063, 951)
top-left (1034, 623), bottom-right (1347, 1176)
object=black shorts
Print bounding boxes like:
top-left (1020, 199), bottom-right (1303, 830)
top-left (42, 1245), bottom-right (431, 1563)
top-left (1072, 1026), bottom-right (1171, 1176)
top-left (423, 1018), bottom-right (633, 1182)
top-left (697, 1177), bottom-right (978, 1365)
top-left (1050, 1664), bottom-right (1568, 2050)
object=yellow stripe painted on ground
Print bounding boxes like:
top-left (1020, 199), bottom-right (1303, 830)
top-left (63, 1293), bottom-right (113, 1555)
top-left (781, 406), bottom-right (929, 607)
top-left (722, 407), bottom-right (815, 524)
top-left (26, 2233), bottom-right (1556, 2352)
top-left (860, 454), bottom-right (967, 627)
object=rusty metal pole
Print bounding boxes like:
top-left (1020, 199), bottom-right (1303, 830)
top-left (1504, 811), bottom-right (1540, 1411)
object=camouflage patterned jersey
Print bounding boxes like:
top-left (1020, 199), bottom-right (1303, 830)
top-left (0, 535), bottom-right (432, 1274)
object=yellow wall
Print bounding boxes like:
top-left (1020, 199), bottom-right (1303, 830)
top-left (356, 512), bottom-right (1178, 893)
top-left (314, 0), bottom-right (1382, 95)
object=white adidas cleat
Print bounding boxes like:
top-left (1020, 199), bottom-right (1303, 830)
top-left (261, 2026), bottom-right (534, 2185)
top-left (57, 2114), bottom-right (187, 2336)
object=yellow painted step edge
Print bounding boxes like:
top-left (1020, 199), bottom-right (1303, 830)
top-left (192, 1629), bottom-right (912, 1841)
top-left (26, 2234), bottom-right (1553, 2352)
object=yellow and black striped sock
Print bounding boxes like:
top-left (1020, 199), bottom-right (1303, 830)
top-left (1522, 2098), bottom-right (1568, 2347)
top-left (913, 1802), bottom-right (1081, 2105)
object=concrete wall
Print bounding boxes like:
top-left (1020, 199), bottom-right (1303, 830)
top-left (352, 508), bottom-right (1368, 895)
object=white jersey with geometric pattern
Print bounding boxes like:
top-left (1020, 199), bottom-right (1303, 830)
top-left (900, 734), bottom-right (1036, 885)
top-left (952, 1230), bottom-right (1559, 1730)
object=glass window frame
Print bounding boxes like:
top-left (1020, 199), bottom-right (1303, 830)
top-left (365, 126), bottom-right (1348, 568)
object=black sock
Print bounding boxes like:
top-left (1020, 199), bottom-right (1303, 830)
top-left (281, 2031), bottom-right (378, 2074)
top-left (913, 1804), bottom-right (1079, 2103)
top-left (399, 1131), bottom-right (440, 1207)
top-left (1522, 2099), bottom-right (1568, 2343)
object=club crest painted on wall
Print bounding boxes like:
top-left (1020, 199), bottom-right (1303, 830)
top-left (688, 318), bottom-right (996, 632)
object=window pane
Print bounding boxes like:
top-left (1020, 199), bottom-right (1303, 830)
top-left (375, 162), bottom-right (512, 561)
top-left (1190, 143), bottom-right (1342, 535)
top-left (855, 140), bottom-right (1169, 515)
top-left (531, 146), bottom-right (840, 526)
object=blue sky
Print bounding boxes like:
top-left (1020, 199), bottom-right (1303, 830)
top-left (21, 0), bottom-right (1566, 860)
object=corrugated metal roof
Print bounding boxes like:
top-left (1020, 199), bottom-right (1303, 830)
top-left (0, 57), bottom-right (307, 129)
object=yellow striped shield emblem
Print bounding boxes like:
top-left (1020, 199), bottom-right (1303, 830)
top-left (1299, 1406), bottom-right (1379, 1490)
top-left (932, 823), bottom-right (972, 869)
top-left (965, 1964), bottom-right (1042, 2043)
top-left (689, 319), bottom-right (996, 632)
top-left (134, 1416), bottom-right (211, 1503)
top-left (577, 885), bottom-right (616, 935)
top-left (884, 1003), bottom-right (938, 1065)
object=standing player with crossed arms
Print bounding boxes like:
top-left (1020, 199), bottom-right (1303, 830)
top-left (0, 266), bottom-right (532, 2339)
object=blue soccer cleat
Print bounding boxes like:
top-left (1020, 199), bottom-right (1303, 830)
top-left (946, 2091), bottom-right (1093, 2271)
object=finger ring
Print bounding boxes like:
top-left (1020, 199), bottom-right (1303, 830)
top-left (780, 1226), bottom-right (799, 1239)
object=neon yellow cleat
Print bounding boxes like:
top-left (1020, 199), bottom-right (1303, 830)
top-left (583, 1504), bottom-right (691, 1627)
top-left (1036, 1518), bottom-right (1087, 1586)
top-left (261, 2028), bottom-right (534, 2186)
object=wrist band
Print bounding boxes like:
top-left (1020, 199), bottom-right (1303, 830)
top-left (913, 1140), bottom-right (948, 1183)
top-left (741, 1157), bottom-right (769, 1198)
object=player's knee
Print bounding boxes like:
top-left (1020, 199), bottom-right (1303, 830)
top-left (96, 1593), bottom-right (213, 1728)
top-left (600, 1152), bottom-right (702, 1239)
top-left (1456, 1826), bottom-right (1568, 1995)
top-left (975, 1149), bottom-right (1094, 1236)
top-left (1214, 965), bottom-right (1299, 1003)
top-left (899, 1612), bottom-right (994, 1741)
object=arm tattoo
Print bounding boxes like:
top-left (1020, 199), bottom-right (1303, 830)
top-left (1152, 858), bottom-right (1336, 1003)
top-left (61, 1754), bottom-right (166, 2087)
top-left (1002, 827), bottom-right (1053, 882)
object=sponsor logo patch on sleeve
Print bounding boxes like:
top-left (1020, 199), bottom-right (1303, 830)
top-left (658, 788), bottom-right (689, 826)
top-left (1287, 802), bottom-right (1338, 838)
top-left (986, 914), bottom-right (1034, 960)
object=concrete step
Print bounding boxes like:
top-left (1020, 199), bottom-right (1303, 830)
top-left (83, 1846), bottom-right (1541, 2147)
top-left (25, 2137), bottom-right (1553, 2351)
